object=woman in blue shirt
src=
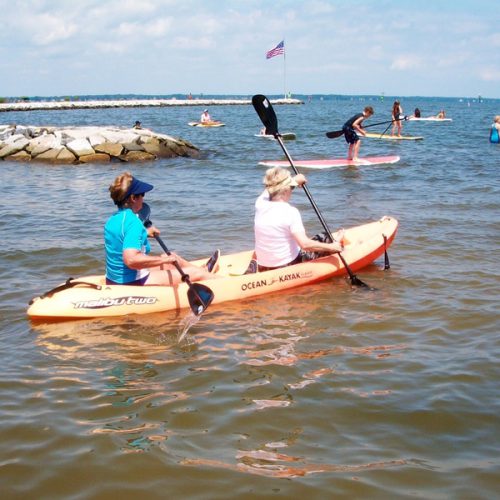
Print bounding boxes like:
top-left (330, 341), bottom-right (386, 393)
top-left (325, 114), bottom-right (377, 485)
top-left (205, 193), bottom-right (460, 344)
top-left (105, 172), bottom-right (219, 286)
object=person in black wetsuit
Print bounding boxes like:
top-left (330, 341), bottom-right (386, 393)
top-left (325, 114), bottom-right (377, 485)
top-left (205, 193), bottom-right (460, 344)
top-left (342, 106), bottom-right (374, 160)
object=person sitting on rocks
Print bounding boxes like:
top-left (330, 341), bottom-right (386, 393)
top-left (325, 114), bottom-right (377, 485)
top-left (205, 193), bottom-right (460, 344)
top-left (133, 121), bottom-right (142, 129)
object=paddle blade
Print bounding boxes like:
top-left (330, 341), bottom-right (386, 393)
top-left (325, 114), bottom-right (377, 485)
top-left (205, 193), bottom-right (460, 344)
top-left (187, 283), bottom-right (214, 316)
top-left (326, 130), bottom-right (344, 139)
top-left (252, 94), bottom-right (279, 136)
top-left (349, 275), bottom-right (371, 289)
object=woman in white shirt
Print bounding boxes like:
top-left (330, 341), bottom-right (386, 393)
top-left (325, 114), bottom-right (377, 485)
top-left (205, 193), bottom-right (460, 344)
top-left (254, 167), bottom-right (344, 271)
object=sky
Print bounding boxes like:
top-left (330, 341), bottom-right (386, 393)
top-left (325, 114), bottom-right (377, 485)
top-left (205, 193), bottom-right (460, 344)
top-left (0, 0), bottom-right (499, 99)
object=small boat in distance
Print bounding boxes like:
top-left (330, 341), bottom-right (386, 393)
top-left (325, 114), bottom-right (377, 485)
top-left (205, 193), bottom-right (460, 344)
top-left (255, 132), bottom-right (296, 140)
top-left (188, 121), bottom-right (225, 127)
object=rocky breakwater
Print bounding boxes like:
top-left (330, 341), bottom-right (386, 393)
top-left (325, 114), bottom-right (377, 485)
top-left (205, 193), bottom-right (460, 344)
top-left (0, 125), bottom-right (200, 164)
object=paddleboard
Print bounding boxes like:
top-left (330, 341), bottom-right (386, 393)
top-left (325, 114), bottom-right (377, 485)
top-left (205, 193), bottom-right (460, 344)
top-left (188, 121), bottom-right (225, 127)
top-left (364, 132), bottom-right (423, 141)
top-left (258, 155), bottom-right (400, 170)
top-left (408, 117), bottom-right (452, 122)
top-left (255, 132), bottom-right (296, 140)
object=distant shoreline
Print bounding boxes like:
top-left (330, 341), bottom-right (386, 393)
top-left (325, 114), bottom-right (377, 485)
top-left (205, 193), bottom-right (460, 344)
top-left (0, 98), bottom-right (303, 113)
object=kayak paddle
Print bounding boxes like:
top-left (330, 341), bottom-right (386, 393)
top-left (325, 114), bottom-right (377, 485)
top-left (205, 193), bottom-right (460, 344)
top-left (138, 203), bottom-right (214, 316)
top-left (252, 94), bottom-right (370, 289)
top-left (326, 116), bottom-right (408, 139)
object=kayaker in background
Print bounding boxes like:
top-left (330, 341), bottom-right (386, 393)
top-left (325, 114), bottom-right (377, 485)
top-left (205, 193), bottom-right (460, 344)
top-left (436, 110), bottom-right (446, 119)
top-left (254, 167), bottom-right (344, 272)
top-left (391, 100), bottom-right (404, 137)
top-left (342, 106), bottom-right (374, 161)
top-left (490, 115), bottom-right (500, 143)
top-left (414, 107), bottom-right (421, 118)
top-left (200, 109), bottom-right (211, 123)
top-left (105, 172), bottom-right (220, 286)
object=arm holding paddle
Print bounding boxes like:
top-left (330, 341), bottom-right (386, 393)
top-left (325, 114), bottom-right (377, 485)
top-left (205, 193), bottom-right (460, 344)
top-left (326, 114), bottom-right (408, 139)
top-left (105, 173), bottom-right (219, 305)
top-left (343, 106), bottom-right (374, 161)
top-left (252, 94), bottom-right (371, 288)
top-left (352, 116), bottom-right (368, 137)
top-left (290, 175), bottom-right (344, 254)
top-left (122, 223), bottom-right (194, 271)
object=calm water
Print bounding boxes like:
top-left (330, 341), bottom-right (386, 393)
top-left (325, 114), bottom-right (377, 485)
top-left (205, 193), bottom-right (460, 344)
top-left (1, 96), bottom-right (499, 499)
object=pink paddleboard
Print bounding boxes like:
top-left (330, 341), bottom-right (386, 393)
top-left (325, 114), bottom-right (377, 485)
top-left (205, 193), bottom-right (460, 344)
top-left (258, 155), bottom-right (400, 170)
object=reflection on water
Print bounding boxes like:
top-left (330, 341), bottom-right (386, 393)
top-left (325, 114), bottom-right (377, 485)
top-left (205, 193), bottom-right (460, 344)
top-left (182, 456), bottom-right (407, 479)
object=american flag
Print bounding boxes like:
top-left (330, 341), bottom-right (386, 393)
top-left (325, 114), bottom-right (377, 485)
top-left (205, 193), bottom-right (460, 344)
top-left (266, 40), bottom-right (285, 59)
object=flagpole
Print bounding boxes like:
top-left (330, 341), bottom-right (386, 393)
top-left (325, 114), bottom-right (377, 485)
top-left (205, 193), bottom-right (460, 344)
top-left (283, 39), bottom-right (286, 98)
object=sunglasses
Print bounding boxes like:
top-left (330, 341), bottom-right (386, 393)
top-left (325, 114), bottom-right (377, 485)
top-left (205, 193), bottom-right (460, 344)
top-left (134, 193), bottom-right (145, 198)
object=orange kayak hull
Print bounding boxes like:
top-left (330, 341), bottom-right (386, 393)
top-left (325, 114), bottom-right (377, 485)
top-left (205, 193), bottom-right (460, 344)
top-left (27, 216), bottom-right (398, 322)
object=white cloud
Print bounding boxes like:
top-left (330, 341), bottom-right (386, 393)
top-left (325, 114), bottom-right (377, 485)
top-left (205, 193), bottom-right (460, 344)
top-left (116, 22), bottom-right (140, 37)
top-left (171, 36), bottom-right (216, 51)
top-left (148, 18), bottom-right (173, 37)
top-left (21, 12), bottom-right (78, 45)
top-left (95, 41), bottom-right (128, 54)
top-left (480, 67), bottom-right (500, 82)
top-left (390, 55), bottom-right (424, 71)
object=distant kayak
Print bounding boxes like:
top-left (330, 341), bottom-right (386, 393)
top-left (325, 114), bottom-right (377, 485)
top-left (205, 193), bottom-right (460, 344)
top-left (408, 117), bottom-right (452, 122)
top-left (255, 132), bottom-right (296, 140)
top-left (188, 121), bottom-right (225, 127)
top-left (258, 155), bottom-right (400, 170)
top-left (364, 132), bottom-right (423, 141)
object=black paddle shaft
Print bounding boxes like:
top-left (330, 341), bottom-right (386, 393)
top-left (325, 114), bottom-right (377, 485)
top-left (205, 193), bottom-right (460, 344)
top-left (273, 134), bottom-right (369, 288)
top-left (252, 95), bottom-right (370, 289)
top-left (142, 216), bottom-right (214, 315)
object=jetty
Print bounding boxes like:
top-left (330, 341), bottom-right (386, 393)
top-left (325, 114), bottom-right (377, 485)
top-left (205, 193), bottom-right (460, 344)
top-left (0, 97), bottom-right (303, 112)
top-left (0, 125), bottom-right (199, 164)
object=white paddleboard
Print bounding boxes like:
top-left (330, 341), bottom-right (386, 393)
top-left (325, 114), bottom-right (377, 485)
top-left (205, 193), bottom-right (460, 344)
top-left (408, 117), bottom-right (452, 122)
top-left (255, 132), bottom-right (296, 140)
top-left (364, 132), bottom-right (423, 141)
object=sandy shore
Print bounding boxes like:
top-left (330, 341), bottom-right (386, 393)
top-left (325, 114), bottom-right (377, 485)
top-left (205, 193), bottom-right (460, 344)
top-left (0, 98), bottom-right (303, 112)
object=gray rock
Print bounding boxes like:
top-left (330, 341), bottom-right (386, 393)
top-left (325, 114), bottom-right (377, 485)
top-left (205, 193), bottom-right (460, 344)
top-left (66, 138), bottom-right (95, 157)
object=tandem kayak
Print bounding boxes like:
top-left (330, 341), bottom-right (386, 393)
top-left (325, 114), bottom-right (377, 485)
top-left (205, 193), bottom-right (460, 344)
top-left (27, 216), bottom-right (398, 322)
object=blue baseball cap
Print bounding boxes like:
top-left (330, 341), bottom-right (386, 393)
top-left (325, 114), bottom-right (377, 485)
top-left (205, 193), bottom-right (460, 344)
top-left (123, 176), bottom-right (154, 201)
